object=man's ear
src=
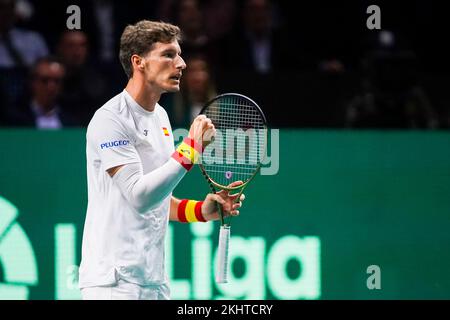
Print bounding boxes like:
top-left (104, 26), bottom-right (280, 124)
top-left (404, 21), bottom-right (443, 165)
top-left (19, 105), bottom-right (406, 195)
top-left (138, 59), bottom-right (145, 70)
top-left (131, 55), bottom-right (145, 71)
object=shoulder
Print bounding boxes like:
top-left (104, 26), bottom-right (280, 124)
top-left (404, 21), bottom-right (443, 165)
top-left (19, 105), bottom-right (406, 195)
top-left (87, 92), bottom-right (127, 135)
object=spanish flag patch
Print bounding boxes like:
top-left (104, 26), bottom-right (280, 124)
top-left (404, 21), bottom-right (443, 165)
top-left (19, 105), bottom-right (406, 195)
top-left (162, 127), bottom-right (170, 136)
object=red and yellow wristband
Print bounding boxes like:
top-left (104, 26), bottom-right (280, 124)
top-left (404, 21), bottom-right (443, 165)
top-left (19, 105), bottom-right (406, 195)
top-left (172, 137), bottom-right (203, 171)
top-left (177, 199), bottom-right (206, 223)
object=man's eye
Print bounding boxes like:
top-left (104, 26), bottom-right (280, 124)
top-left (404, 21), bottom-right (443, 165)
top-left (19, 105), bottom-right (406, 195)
top-left (164, 53), bottom-right (175, 58)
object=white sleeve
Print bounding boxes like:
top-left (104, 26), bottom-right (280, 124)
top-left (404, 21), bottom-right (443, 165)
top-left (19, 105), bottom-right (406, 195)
top-left (112, 159), bottom-right (187, 214)
top-left (88, 109), bottom-right (191, 214)
top-left (87, 110), bottom-right (141, 170)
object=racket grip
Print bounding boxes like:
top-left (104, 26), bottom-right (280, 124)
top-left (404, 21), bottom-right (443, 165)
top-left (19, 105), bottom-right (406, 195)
top-left (216, 225), bottom-right (231, 284)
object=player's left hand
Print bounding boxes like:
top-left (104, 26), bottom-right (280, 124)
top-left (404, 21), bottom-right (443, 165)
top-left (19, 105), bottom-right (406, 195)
top-left (201, 181), bottom-right (245, 221)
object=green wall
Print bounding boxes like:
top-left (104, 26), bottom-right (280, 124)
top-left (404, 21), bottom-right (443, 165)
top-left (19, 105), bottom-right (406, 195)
top-left (1, 129), bottom-right (450, 299)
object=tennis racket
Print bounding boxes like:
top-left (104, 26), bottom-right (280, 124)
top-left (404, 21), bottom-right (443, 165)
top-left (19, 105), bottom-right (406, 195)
top-left (198, 93), bottom-right (268, 283)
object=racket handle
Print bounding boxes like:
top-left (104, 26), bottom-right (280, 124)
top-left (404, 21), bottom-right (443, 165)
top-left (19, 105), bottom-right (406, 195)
top-left (216, 225), bottom-right (230, 284)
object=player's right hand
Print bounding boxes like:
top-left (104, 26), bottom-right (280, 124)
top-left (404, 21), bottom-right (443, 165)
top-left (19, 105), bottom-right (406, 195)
top-left (188, 115), bottom-right (216, 148)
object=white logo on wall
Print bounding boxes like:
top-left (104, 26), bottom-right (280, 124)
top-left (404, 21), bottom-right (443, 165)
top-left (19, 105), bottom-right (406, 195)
top-left (0, 197), bottom-right (38, 299)
top-left (166, 223), bottom-right (321, 300)
top-left (53, 222), bottom-right (321, 300)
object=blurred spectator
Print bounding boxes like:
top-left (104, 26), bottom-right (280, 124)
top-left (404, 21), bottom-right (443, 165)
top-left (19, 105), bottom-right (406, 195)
top-left (56, 30), bottom-right (109, 126)
top-left (0, 0), bottom-right (49, 121)
top-left (177, 0), bottom-right (208, 50)
top-left (24, 0), bottom-right (154, 95)
top-left (6, 56), bottom-right (78, 128)
top-left (11, 0), bottom-right (34, 26)
top-left (345, 35), bottom-right (439, 129)
top-left (169, 55), bottom-right (217, 128)
top-left (26, 0), bottom-right (152, 63)
top-left (0, 0), bottom-right (448, 130)
top-left (58, 30), bottom-right (89, 68)
top-left (157, 0), bottom-right (235, 68)
top-left (82, 0), bottom-right (158, 93)
top-left (218, 0), bottom-right (297, 74)
top-left (173, 0), bottom-right (221, 65)
top-left (157, 0), bottom-right (237, 42)
top-left (201, 0), bottom-right (237, 41)
top-left (345, 80), bottom-right (438, 129)
top-left (0, 0), bottom-right (48, 68)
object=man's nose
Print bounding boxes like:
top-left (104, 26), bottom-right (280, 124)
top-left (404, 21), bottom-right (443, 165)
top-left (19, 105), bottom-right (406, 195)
top-left (176, 56), bottom-right (186, 70)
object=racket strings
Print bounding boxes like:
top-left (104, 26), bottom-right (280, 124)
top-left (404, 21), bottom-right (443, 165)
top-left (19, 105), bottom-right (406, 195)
top-left (201, 95), bottom-right (267, 187)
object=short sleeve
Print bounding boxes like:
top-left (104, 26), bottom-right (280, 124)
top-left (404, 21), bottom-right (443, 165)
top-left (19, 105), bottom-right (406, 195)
top-left (87, 110), bottom-right (141, 171)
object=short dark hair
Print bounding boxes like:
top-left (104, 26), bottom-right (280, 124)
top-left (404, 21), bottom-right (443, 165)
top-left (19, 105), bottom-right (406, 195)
top-left (119, 20), bottom-right (181, 79)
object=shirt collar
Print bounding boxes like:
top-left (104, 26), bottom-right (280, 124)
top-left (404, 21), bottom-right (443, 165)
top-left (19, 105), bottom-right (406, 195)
top-left (123, 89), bottom-right (156, 116)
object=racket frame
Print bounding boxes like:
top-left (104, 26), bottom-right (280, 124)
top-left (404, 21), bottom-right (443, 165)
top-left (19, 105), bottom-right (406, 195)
top-left (198, 92), bottom-right (268, 191)
top-left (197, 93), bottom-right (268, 284)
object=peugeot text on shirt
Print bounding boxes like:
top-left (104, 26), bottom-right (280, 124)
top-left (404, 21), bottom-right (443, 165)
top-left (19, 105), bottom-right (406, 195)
top-left (100, 140), bottom-right (131, 149)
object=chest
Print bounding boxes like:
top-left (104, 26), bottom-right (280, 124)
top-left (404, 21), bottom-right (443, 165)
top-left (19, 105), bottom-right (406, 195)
top-left (131, 114), bottom-right (174, 173)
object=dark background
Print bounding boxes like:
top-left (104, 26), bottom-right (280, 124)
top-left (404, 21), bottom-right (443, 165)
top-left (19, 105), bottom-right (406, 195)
top-left (1, 0), bottom-right (449, 129)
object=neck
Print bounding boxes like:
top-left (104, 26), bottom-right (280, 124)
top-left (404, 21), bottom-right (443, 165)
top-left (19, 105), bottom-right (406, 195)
top-left (125, 76), bottom-right (161, 112)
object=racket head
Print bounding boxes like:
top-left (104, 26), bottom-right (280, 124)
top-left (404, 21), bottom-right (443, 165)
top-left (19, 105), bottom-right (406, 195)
top-left (198, 93), bottom-right (268, 191)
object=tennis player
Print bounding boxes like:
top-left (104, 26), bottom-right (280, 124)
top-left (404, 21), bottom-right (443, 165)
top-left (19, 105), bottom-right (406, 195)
top-left (78, 20), bottom-right (245, 300)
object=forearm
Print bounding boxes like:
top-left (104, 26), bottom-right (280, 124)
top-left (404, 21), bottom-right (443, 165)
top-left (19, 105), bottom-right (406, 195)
top-left (112, 137), bottom-right (204, 214)
top-left (170, 185), bottom-right (245, 223)
top-left (113, 158), bottom-right (188, 214)
top-left (170, 197), bottom-right (182, 221)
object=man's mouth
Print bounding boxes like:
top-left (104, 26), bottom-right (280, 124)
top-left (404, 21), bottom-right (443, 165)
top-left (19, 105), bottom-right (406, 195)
top-left (170, 74), bottom-right (181, 81)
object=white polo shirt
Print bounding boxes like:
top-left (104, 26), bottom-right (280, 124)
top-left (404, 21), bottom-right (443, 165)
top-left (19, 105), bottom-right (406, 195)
top-left (79, 90), bottom-right (176, 288)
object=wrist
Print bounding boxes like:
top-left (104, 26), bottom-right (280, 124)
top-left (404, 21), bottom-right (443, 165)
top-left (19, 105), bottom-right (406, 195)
top-left (186, 136), bottom-right (204, 153)
top-left (171, 137), bottom-right (204, 171)
top-left (177, 199), bottom-right (206, 222)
